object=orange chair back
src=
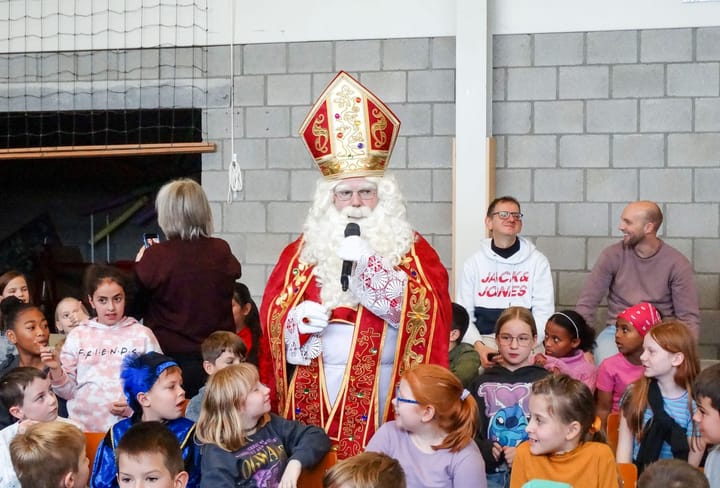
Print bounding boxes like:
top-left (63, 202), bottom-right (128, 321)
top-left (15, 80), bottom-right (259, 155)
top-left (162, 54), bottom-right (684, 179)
top-left (617, 462), bottom-right (637, 488)
top-left (85, 431), bottom-right (106, 469)
top-left (297, 450), bottom-right (337, 488)
top-left (607, 412), bottom-right (620, 454)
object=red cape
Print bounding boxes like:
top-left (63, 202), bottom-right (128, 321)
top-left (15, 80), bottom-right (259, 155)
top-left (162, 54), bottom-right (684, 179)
top-left (259, 233), bottom-right (451, 458)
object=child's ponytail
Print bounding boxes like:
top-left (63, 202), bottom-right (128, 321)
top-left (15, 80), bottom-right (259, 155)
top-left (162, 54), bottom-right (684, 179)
top-left (403, 364), bottom-right (478, 453)
top-left (442, 388), bottom-right (479, 452)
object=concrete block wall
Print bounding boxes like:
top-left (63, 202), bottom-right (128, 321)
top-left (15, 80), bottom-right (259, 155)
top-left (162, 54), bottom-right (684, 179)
top-left (493, 28), bottom-right (720, 357)
top-left (202, 38), bottom-right (457, 305)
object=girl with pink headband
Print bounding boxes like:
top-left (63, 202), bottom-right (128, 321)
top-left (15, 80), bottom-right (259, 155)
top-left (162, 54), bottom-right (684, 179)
top-left (534, 310), bottom-right (597, 392)
top-left (595, 302), bottom-right (661, 430)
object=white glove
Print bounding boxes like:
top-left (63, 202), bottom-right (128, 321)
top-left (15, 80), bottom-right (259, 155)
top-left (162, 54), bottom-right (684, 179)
top-left (336, 235), bottom-right (373, 262)
top-left (291, 300), bottom-right (330, 335)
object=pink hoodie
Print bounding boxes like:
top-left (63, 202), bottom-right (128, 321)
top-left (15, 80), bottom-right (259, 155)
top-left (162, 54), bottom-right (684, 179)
top-left (51, 316), bottom-right (161, 432)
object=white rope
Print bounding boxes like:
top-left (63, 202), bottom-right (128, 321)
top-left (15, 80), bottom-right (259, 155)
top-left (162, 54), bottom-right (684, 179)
top-left (226, 0), bottom-right (241, 203)
top-left (227, 152), bottom-right (243, 202)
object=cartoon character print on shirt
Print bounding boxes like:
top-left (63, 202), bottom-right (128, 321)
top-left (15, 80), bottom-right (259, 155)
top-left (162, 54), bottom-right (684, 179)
top-left (238, 437), bottom-right (287, 487)
top-left (478, 382), bottom-right (532, 447)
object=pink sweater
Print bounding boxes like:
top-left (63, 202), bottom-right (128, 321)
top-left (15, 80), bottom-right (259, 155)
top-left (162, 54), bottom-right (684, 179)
top-left (51, 317), bottom-right (161, 432)
top-left (539, 349), bottom-right (597, 392)
top-left (576, 241), bottom-right (699, 338)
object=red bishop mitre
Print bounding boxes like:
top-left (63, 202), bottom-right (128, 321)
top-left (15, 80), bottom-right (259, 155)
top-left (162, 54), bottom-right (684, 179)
top-left (298, 71), bottom-right (401, 180)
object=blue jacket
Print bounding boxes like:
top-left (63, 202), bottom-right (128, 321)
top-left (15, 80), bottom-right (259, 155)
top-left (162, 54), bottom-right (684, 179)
top-left (90, 415), bottom-right (200, 488)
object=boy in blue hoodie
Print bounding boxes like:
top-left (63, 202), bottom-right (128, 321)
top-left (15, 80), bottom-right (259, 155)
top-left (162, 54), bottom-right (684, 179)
top-left (90, 352), bottom-right (200, 488)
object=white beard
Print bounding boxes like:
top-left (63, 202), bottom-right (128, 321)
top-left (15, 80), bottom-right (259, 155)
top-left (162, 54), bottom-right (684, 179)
top-left (300, 193), bottom-right (414, 311)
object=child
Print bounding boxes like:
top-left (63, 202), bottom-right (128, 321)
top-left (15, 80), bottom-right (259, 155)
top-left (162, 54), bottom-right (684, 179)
top-left (323, 451), bottom-right (406, 488)
top-left (232, 282), bottom-right (262, 367)
top-left (534, 311), bottom-right (596, 392)
top-left (116, 421), bottom-right (189, 488)
top-left (184, 330), bottom-right (246, 422)
top-left (0, 271), bottom-right (30, 305)
top-left (55, 297), bottom-right (90, 334)
top-left (9, 420), bottom-right (89, 488)
top-left (637, 458), bottom-right (709, 488)
top-left (472, 306), bottom-right (549, 488)
top-left (52, 297), bottom-right (91, 353)
top-left (42, 265), bottom-right (161, 432)
top-left (0, 367), bottom-right (78, 487)
top-left (0, 271), bottom-right (30, 368)
top-left (693, 363), bottom-right (720, 487)
top-left (595, 302), bottom-right (661, 430)
top-left (195, 363), bottom-right (331, 487)
top-left (449, 302), bottom-right (481, 389)
top-left (366, 364), bottom-right (487, 488)
top-left (616, 320), bottom-right (704, 473)
top-left (510, 374), bottom-right (618, 488)
top-left (0, 297), bottom-right (50, 374)
top-left (91, 352), bottom-right (200, 488)
top-left (0, 297), bottom-right (69, 429)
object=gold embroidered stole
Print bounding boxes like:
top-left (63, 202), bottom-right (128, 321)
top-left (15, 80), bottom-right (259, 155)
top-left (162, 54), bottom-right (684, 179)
top-left (265, 241), bottom-right (442, 459)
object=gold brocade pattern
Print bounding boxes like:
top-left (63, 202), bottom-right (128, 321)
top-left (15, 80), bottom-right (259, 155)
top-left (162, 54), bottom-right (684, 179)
top-left (318, 156), bottom-right (387, 179)
top-left (298, 71), bottom-right (400, 181)
top-left (311, 114), bottom-right (329, 153)
top-left (401, 283), bottom-right (430, 374)
top-left (370, 108), bottom-right (387, 147)
top-left (264, 233), bottom-right (449, 460)
top-left (339, 326), bottom-right (382, 457)
top-left (270, 262), bottom-right (310, 414)
top-left (269, 294), bottom-right (289, 412)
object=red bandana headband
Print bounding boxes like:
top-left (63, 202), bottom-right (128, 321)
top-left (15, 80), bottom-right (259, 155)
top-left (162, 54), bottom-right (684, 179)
top-left (617, 302), bottom-right (661, 336)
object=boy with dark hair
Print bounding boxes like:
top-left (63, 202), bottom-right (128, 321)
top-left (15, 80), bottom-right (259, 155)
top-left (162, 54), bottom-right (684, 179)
top-left (91, 352), bottom-right (199, 488)
top-left (116, 421), bottom-right (188, 488)
top-left (449, 302), bottom-right (481, 388)
top-left (693, 363), bottom-right (720, 487)
top-left (0, 367), bottom-right (78, 487)
top-left (10, 420), bottom-right (89, 488)
top-left (184, 331), bottom-right (246, 422)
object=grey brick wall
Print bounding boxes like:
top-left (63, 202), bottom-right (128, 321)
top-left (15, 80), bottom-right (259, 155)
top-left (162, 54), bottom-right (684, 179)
top-left (494, 28), bottom-right (720, 357)
top-left (204, 38), bottom-right (456, 305)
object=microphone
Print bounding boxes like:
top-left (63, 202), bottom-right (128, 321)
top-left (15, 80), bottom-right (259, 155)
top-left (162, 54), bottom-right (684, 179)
top-left (341, 222), bottom-right (361, 292)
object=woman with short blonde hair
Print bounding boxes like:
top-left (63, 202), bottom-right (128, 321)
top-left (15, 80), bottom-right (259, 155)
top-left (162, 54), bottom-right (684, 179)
top-left (134, 178), bottom-right (241, 397)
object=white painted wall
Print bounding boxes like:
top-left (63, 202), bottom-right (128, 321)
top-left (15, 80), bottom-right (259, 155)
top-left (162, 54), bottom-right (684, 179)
top-left (0, 0), bottom-right (457, 53)
top-left (490, 0), bottom-right (720, 35)
top-left (4, 1), bottom-right (719, 51)
top-left (211, 0), bottom-right (456, 45)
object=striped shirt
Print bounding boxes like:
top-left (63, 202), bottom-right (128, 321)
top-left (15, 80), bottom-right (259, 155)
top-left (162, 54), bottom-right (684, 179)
top-left (631, 391), bottom-right (699, 461)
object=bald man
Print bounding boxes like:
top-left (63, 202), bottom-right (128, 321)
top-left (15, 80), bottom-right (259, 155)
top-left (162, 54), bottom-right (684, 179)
top-left (576, 201), bottom-right (700, 365)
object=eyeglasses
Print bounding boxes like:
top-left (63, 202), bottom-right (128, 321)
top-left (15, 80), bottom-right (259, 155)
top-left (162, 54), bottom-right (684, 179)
top-left (492, 211), bottom-right (523, 220)
top-left (394, 386), bottom-right (419, 405)
top-left (333, 188), bottom-right (377, 201)
top-left (497, 334), bottom-right (533, 347)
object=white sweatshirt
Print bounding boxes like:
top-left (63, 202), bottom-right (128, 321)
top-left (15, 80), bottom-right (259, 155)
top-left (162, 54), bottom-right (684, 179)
top-left (458, 236), bottom-right (554, 344)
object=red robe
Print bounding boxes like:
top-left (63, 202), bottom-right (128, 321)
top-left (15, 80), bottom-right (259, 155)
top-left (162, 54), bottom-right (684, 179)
top-left (259, 232), bottom-right (451, 459)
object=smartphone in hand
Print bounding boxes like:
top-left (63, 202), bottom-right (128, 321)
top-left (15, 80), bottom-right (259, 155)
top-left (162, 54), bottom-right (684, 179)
top-left (143, 233), bottom-right (160, 248)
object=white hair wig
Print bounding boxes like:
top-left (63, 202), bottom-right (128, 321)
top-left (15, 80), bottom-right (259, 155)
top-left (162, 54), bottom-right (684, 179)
top-left (300, 173), bottom-right (414, 310)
